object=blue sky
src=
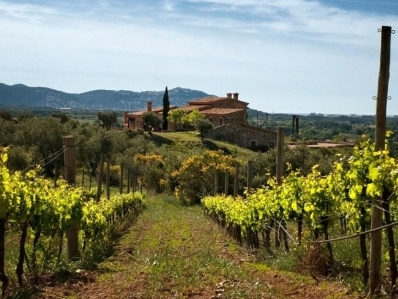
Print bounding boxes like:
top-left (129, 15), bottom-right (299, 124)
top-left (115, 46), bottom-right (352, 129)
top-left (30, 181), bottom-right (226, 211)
top-left (0, 0), bottom-right (397, 115)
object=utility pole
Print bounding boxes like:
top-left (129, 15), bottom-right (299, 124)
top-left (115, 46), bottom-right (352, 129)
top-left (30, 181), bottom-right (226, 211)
top-left (370, 25), bottom-right (392, 296)
top-left (275, 127), bottom-right (284, 248)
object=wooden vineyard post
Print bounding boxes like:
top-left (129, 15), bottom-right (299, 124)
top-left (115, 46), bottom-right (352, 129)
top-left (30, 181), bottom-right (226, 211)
top-left (224, 171), bottom-right (229, 196)
top-left (214, 172), bottom-right (218, 195)
top-left (234, 163), bottom-right (239, 198)
top-left (370, 25), bottom-right (392, 296)
top-left (96, 155), bottom-right (105, 202)
top-left (63, 136), bottom-right (80, 260)
top-left (106, 158), bottom-right (110, 200)
top-left (247, 160), bottom-right (253, 193)
top-left (127, 169), bottom-right (131, 193)
top-left (275, 127), bottom-right (284, 248)
top-left (120, 163), bottom-right (124, 194)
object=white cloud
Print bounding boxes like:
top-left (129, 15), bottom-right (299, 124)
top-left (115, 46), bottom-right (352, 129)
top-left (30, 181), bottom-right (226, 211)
top-left (0, 0), bottom-right (397, 114)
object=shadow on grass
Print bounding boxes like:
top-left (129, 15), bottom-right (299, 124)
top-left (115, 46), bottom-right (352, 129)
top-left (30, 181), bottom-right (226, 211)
top-left (80, 209), bottom-right (144, 270)
top-left (149, 134), bottom-right (175, 147)
top-left (202, 139), bottom-right (232, 154)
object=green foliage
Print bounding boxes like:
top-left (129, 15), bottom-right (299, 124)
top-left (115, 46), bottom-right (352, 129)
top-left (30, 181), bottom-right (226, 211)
top-left (0, 151), bottom-right (144, 295)
top-left (202, 135), bottom-right (398, 250)
top-left (0, 109), bottom-right (12, 121)
top-left (51, 112), bottom-right (70, 124)
top-left (167, 109), bottom-right (186, 130)
top-left (13, 117), bottom-right (64, 177)
top-left (6, 146), bottom-right (29, 172)
top-left (142, 111), bottom-right (162, 134)
top-left (162, 86), bottom-right (170, 130)
top-left (183, 109), bottom-right (205, 126)
top-left (0, 118), bottom-right (16, 146)
top-left (17, 111), bottom-right (35, 122)
top-left (172, 150), bottom-right (238, 204)
top-left (97, 111), bottom-right (118, 130)
top-left (194, 118), bottom-right (214, 140)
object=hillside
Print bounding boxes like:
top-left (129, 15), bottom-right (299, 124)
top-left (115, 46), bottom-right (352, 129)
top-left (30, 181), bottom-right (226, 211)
top-left (0, 83), bottom-right (211, 110)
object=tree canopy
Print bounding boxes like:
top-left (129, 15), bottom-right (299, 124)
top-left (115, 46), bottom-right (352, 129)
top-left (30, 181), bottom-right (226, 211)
top-left (142, 111), bottom-right (162, 134)
top-left (167, 109), bottom-right (186, 130)
top-left (162, 86), bottom-right (170, 130)
top-left (97, 111), bottom-right (118, 130)
top-left (194, 118), bottom-right (214, 140)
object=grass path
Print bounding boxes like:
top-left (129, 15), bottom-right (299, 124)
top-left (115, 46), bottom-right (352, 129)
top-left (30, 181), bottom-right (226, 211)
top-left (38, 195), bottom-right (360, 299)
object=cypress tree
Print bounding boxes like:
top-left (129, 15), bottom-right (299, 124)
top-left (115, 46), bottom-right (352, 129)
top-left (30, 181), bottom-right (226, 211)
top-left (162, 86), bottom-right (170, 130)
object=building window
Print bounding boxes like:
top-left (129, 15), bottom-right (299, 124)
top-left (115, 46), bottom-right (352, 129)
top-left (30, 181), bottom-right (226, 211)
top-left (219, 118), bottom-right (222, 125)
top-left (269, 140), bottom-right (275, 148)
top-left (210, 118), bottom-right (213, 123)
top-left (250, 140), bottom-right (257, 148)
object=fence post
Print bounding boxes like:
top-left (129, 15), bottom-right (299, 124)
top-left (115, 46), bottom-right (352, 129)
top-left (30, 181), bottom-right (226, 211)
top-left (247, 160), bottom-right (253, 193)
top-left (63, 136), bottom-right (80, 260)
top-left (96, 155), bottom-right (105, 202)
top-left (106, 158), bottom-right (110, 200)
top-left (275, 127), bottom-right (284, 248)
top-left (370, 25), bottom-right (392, 295)
top-left (214, 171), bottom-right (218, 195)
top-left (127, 169), bottom-right (131, 193)
top-left (120, 163), bottom-right (124, 194)
top-left (234, 163), bottom-right (239, 198)
top-left (224, 171), bottom-right (229, 196)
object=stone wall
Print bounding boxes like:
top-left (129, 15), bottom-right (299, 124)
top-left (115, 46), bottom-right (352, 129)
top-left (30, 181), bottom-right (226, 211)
top-left (211, 98), bottom-right (247, 110)
top-left (207, 123), bottom-right (277, 151)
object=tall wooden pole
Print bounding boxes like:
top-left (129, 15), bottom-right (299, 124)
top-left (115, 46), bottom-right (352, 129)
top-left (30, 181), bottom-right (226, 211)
top-left (106, 158), bottom-right (110, 200)
top-left (214, 171), bottom-right (218, 195)
top-left (96, 155), bottom-right (105, 202)
top-left (224, 171), bottom-right (229, 196)
top-left (275, 127), bottom-right (284, 248)
top-left (63, 136), bottom-right (76, 185)
top-left (234, 164), bottom-right (239, 198)
top-left (276, 127), bottom-right (284, 185)
top-left (63, 136), bottom-right (80, 260)
top-left (127, 169), bottom-right (131, 193)
top-left (120, 163), bottom-right (124, 194)
top-left (247, 160), bottom-right (253, 192)
top-left (370, 25), bottom-right (392, 296)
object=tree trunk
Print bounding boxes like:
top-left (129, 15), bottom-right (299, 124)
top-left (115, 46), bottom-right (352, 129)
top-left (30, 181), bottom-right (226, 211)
top-left (16, 221), bottom-right (28, 286)
top-left (321, 216), bottom-right (333, 264)
top-left (297, 214), bottom-right (303, 245)
top-left (32, 227), bottom-right (41, 274)
top-left (282, 219), bottom-right (289, 252)
top-left (382, 191), bottom-right (397, 293)
top-left (58, 231), bottom-right (64, 261)
top-left (360, 208), bottom-right (369, 288)
top-left (0, 218), bottom-right (9, 296)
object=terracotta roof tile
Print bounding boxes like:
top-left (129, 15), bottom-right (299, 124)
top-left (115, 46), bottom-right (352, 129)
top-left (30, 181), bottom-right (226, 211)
top-left (201, 108), bottom-right (244, 115)
top-left (179, 105), bottom-right (213, 112)
top-left (188, 96), bottom-right (249, 105)
top-left (188, 97), bottom-right (226, 104)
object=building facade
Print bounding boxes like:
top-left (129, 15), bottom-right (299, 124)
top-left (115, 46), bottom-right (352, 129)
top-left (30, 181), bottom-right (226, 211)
top-left (123, 92), bottom-right (248, 129)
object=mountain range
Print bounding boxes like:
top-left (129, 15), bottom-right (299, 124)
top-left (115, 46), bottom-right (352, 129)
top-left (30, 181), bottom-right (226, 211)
top-left (0, 83), bottom-right (212, 111)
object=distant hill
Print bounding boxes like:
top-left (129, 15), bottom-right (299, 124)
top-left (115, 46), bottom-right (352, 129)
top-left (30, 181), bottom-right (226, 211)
top-left (0, 83), bottom-right (212, 110)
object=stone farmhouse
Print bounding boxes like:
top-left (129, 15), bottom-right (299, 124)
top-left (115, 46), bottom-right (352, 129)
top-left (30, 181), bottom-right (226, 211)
top-left (123, 92), bottom-right (277, 151)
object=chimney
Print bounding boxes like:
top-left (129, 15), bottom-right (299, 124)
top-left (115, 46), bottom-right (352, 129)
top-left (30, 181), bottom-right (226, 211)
top-left (147, 101), bottom-right (152, 112)
top-left (233, 93), bottom-right (239, 100)
top-left (226, 93), bottom-right (232, 98)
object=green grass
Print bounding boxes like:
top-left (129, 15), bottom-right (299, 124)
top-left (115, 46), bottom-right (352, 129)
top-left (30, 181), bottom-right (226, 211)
top-left (151, 131), bottom-right (256, 160)
top-left (92, 195), bottom-right (278, 298)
